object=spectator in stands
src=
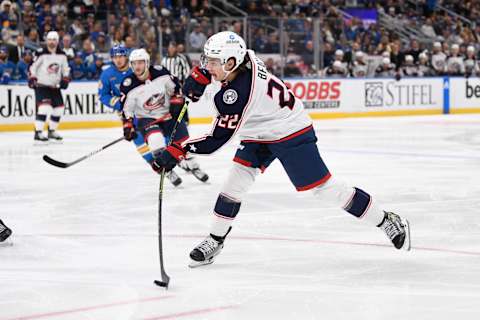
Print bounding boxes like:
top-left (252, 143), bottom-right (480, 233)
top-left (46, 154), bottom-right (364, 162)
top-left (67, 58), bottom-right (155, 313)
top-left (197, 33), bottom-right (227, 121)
top-left (172, 21), bottom-right (186, 45)
top-left (95, 32), bottom-right (111, 57)
top-left (421, 18), bottom-right (437, 38)
top-left (7, 34), bottom-right (26, 64)
top-left (145, 0), bottom-right (158, 21)
top-left (0, 1), bottom-right (17, 24)
top-left (0, 45), bottom-right (15, 84)
top-left (61, 34), bottom-right (75, 61)
top-left (87, 55), bottom-right (105, 79)
top-left (264, 32), bottom-right (280, 53)
top-left (16, 49), bottom-right (33, 80)
top-left (375, 57), bottom-right (396, 78)
top-left (446, 43), bottom-right (465, 76)
top-left (431, 42), bottom-right (447, 75)
top-left (69, 51), bottom-right (88, 80)
top-left (81, 38), bottom-right (97, 69)
top-left (69, 17), bottom-right (85, 37)
top-left (25, 28), bottom-right (40, 51)
top-left (325, 60), bottom-right (348, 78)
top-left (418, 52), bottom-right (433, 77)
top-left (322, 42), bottom-right (335, 69)
top-left (464, 45), bottom-right (479, 77)
top-left (52, 0), bottom-right (67, 16)
top-left (124, 35), bottom-right (137, 51)
top-left (253, 27), bottom-right (267, 53)
top-left (333, 49), bottom-right (348, 71)
top-left (400, 55), bottom-right (421, 77)
top-left (350, 51), bottom-right (368, 77)
top-left (406, 39), bottom-right (422, 63)
top-left (189, 23), bottom-right (207, 52)
top-left (389, 42), bottom-right (404, 70)
top-left (284, 59), bottom-right (302, 77)
top-left (265, 57), bottom-right (280, 77)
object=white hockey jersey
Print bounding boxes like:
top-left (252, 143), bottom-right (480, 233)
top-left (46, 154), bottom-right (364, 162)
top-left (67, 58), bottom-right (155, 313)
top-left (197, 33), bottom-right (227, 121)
top-left (120, 65), bottom-right (179, 119)
top-left (29, 46), bottom-right (70, 87)
top-left (184, 50), bottom-right (312, 155)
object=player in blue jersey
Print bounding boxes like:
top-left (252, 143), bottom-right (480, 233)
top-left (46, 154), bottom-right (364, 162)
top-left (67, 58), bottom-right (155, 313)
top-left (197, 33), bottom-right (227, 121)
top-left (98, 45), bottom-right (183, 186)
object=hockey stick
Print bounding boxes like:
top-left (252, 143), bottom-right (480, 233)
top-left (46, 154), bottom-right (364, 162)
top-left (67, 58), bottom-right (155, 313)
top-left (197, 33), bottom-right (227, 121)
top-left (154, 100), bottom-right (189, 289)
top-left (42, 114), bottom-right (172, 169)
top-left (43, 137), bottom-right (125, 168)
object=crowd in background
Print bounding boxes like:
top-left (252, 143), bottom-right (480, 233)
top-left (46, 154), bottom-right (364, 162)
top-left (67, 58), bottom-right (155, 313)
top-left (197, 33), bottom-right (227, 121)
top-left (1, 0), bottom-right (480, 83)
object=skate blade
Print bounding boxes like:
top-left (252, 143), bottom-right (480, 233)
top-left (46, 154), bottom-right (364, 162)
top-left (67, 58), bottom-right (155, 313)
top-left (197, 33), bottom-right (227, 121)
top-left (33, 140), bottom-right (50, 146)
top-left (188, 258), bottom-right (215, 268)
top-left (192, 170), bottom-right (209, 183)
top-left (402, 219), bottom-right (411, 251)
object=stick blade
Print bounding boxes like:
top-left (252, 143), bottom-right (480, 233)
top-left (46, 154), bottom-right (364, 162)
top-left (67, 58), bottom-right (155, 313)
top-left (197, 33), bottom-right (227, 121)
top-left (154, 279), bottom-right (169, 289)
top-left (42, 155), bottom-right (69, 168)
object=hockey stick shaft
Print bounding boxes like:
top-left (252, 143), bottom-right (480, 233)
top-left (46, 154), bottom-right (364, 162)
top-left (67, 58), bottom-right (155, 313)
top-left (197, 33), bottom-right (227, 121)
top-left (156, 100), bottom-right (190, 288)
top-left (43, 137), bottom-right (125, 168)
top-left (43, 114), bottom-right (173, 169)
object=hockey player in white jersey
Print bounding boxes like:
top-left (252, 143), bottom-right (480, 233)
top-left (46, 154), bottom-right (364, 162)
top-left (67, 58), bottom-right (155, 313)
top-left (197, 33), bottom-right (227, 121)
top-left (120, 49), bottom-right (208, 183)
top-left (153, 32), bottom-right (411, 268)
top-left (28, 31), bottom-right (70, 142)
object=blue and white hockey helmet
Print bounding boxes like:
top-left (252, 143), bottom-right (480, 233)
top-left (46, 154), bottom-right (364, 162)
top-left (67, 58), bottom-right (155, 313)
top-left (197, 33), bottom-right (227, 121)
top-left (110, 45), bottom-right (129, 58)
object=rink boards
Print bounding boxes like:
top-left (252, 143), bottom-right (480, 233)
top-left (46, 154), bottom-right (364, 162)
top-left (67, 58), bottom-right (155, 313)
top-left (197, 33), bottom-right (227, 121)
top-left (1, 77), bottom-right (479, 131)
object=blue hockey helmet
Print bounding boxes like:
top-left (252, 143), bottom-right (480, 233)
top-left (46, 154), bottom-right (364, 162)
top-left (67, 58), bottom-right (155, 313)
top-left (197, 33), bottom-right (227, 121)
top-left (110, 45), bottom-right (128, 58)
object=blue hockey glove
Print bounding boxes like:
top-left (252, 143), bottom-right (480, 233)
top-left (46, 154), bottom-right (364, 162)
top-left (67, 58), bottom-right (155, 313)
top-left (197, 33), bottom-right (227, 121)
top-left (151, 143), bottom-right (186, 172)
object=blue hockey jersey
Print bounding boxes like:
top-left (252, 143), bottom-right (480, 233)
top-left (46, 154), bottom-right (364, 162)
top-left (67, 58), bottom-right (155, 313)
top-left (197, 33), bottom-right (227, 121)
top-left (98, 64), bottom-right (132, 111)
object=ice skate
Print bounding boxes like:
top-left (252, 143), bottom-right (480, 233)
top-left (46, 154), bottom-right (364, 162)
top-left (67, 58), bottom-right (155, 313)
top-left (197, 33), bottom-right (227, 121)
top-left (166, 170), bottom-right (182, 187)
top-left (378, 211), bottom-right (411, 251)
top-left (179, 157), bottom-right (209, 182)
top-left (34, 130), bottom-right (48, 142)
top-left (0, 219), bottom-right (12, 242)
top-left (48, 129), bottom-right (63, 141)
top-left (189, 227), bottom-right (232, 268)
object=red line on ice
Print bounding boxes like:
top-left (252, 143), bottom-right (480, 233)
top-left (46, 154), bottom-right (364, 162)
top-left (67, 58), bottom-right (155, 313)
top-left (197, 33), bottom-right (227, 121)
top-left (4, 296), bottom-right (174, 320)
top-left (142, 305), bottom-right (237, 320)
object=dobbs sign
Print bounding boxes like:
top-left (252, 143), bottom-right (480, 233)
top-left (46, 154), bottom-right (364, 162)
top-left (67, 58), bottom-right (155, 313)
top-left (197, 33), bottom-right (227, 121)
top-left (283, 79), bottom-right (341, 109)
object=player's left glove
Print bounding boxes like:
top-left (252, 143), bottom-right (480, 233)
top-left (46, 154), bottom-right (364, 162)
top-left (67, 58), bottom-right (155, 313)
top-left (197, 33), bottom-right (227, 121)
top-left (169, 94), bottom-right (185, 120)
top-left (152, 143), bottom-right (186, 172)
top-left (60, 77), bottom-right (70, 89)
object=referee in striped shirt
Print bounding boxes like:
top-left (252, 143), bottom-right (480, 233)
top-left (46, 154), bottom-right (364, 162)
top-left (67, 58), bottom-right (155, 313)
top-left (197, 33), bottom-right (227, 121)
top-left (161, 41), bottom-right (192, 122)
top-left (161, 42), bottom-right (191, 84)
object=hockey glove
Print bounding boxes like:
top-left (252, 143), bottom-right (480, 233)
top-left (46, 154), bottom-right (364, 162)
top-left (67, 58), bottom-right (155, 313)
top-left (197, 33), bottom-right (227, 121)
top-left (152, 143), bottom-right (186, 172)
top-left (60, 77), bottom-right (70, 89)
top-left (169, 94), bottom-right (185, 120)
top-left (183, 66), bottom-right (211, 102)
top-left (122, 118), bottom-right (137, 141)
top-left (28, 77), bottom-right (38, 89)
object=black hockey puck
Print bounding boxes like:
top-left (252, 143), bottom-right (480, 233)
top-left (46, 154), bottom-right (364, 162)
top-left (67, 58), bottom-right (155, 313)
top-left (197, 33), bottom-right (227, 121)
top-left (154, 280), bottom-right (169, 289)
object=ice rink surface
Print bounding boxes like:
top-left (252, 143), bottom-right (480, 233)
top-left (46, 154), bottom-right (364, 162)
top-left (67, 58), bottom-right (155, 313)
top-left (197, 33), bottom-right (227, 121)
top-left (1, 115), bottom-right (480, 320)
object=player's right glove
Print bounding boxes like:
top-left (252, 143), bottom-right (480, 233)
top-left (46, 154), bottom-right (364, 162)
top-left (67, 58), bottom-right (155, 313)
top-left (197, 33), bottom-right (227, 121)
top-left (151, 143), bottom-right (186, 172)
top-left (60, 77), bottom-right (70, 89)
top-left (28, 77), bottom-right (38, 89)
top-left (122, 118), bottom-right (137, 141)
top-left (183, 66), bottom-right (211, 102)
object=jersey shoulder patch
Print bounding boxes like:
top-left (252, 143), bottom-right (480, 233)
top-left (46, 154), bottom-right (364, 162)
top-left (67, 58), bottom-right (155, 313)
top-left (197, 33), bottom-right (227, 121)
top-left (213, 71), bottom-right (252, 115)
top-left (222, 89), bottom-right (238, 104)
top-left (122, 77), bottom-right (132, 87)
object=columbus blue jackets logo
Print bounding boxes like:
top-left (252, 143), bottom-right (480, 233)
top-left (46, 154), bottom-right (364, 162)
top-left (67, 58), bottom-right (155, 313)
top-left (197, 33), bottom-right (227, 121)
top-left (144, 93), bottom-right (165, 110)
top-left (47, 63), bottom-right (60, 74)
top-left (223, 89), bottom-right (238, 104)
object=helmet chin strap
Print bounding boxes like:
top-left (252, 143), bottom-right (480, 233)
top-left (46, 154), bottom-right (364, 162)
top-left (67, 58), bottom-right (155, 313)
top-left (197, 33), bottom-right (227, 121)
top-left (221, 63), bottom-right (238, 82)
